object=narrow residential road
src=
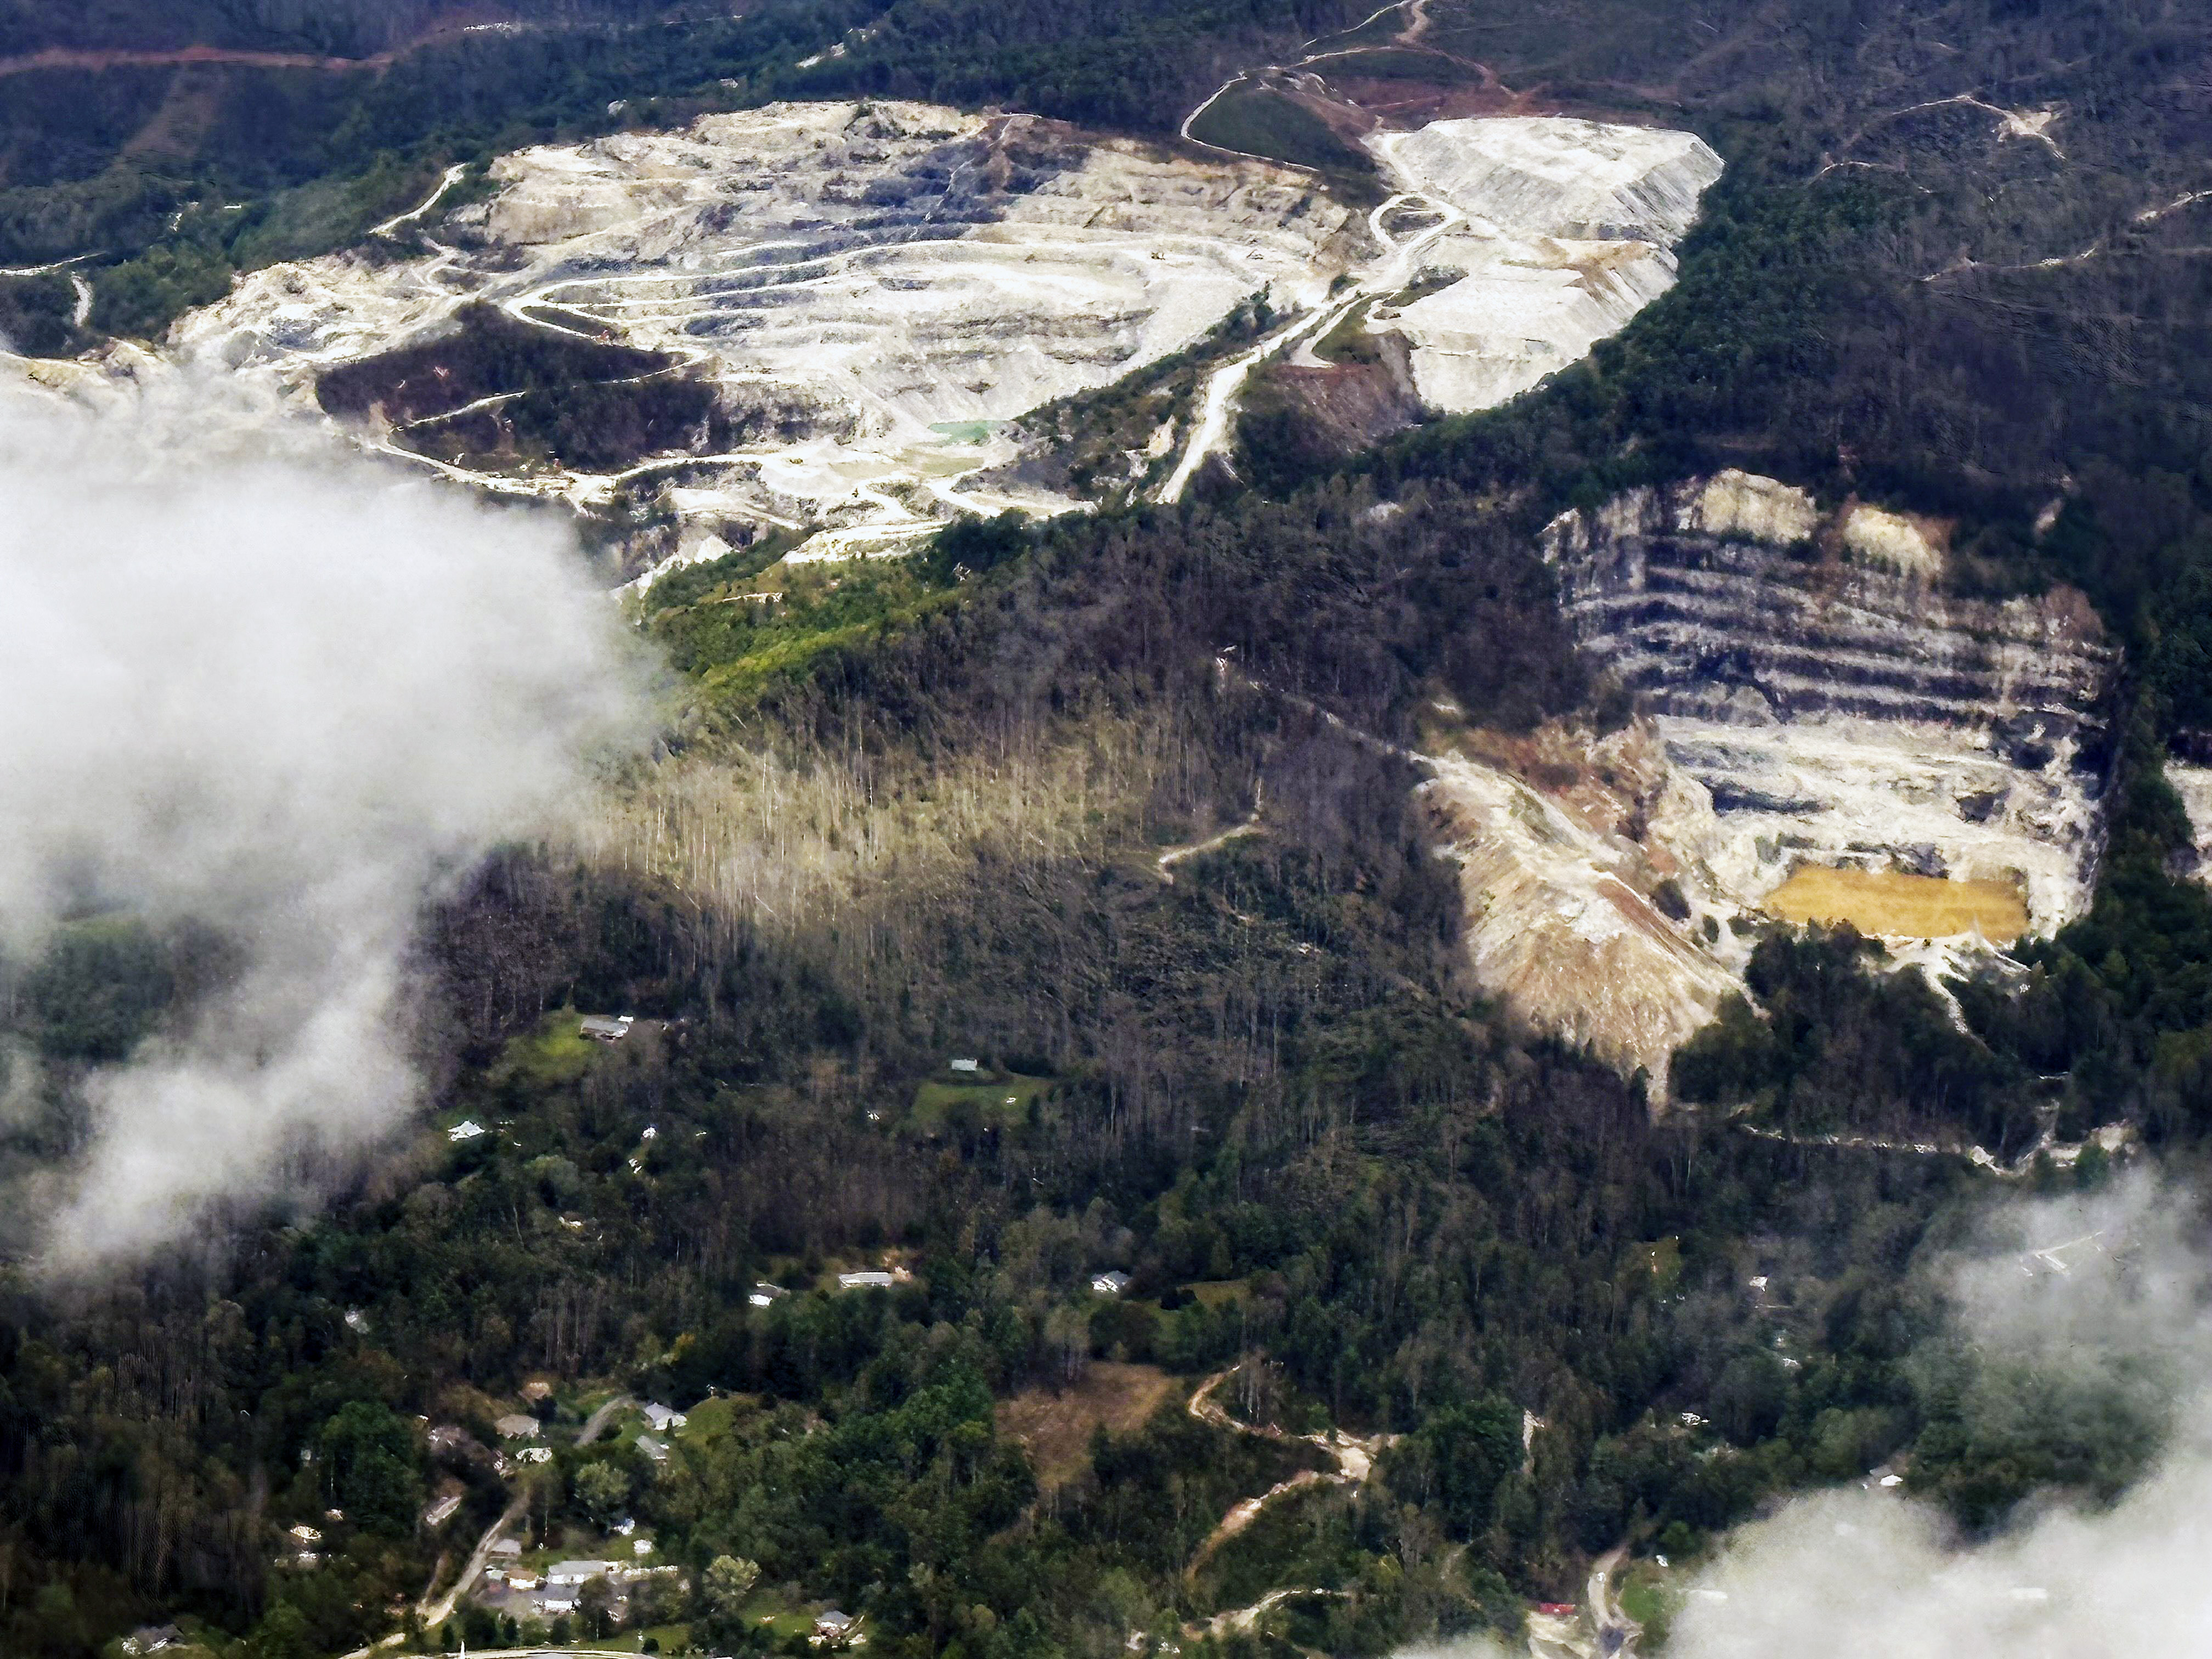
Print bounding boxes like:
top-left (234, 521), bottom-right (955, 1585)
top-left (413, 1393), bottom-right (635, 1635)
top-left (1588, 1547), bottom-right (1639, 1658)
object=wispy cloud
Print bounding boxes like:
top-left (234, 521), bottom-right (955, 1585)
top-left (0, 374), bottom-right (653, 1268)
top-left (1674, 1173), bottom-right (2212, 1657)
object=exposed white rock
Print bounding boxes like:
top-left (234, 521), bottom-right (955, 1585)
top-left (149, 101), bottom-right (1720, 562)
top-left (1441, 475), bottom-right (2115, 1099)
top-left (1841, 502), bottom-right (1944, 579)
top-left (172, 100), bottom-right (1361, 561)
top-left (1374, 118), bottom-right (1722, 243)
top-left (1363, 119), bottom-right (1724, 415)
top-left (1385, 238), bottom-right (1681, 411)
top-left (2166, 763), bottom-right (2212, 870)
top-left (1424, 739), bottom-right (1739, 1096)
top-left (1678, 470), bottom-right (1820, 546)
top-left (1553, 477), bottom-right (2112, 935)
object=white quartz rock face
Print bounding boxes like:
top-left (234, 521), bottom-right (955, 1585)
top-left (1842, 502), bottom-right (1944, 579)
top-left (1550, 475), bottom-right (2115, 934)
top-left (1424, 742), bottom-right (1740, 1098)
top-left (1389, 240), bottom-right (1681, 411)
top-left (1378, 117), bottom-right (1724, 242)
top-left (159, 101), bottom-right (1725, 563)
top-left (167, 100), bottom-right (1361, 554)
top-left (1442, 476), bottom-right (2117, 1100)
top-left (1679, 470), bottom-right (1820, 546)
top-left (1364, 117), bottom-right (1724, 414)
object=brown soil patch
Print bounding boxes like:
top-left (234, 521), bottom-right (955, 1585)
top-left (998, 1362), bottom-right (1179, 1489)
top-left (1763, 866), bottom-right (2027, 943)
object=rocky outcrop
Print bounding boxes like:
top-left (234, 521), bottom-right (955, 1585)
top-left (1426, 474), bottom-right (2114, 1098)
top-left (1362, 119), bottom-right (1724, 414)
top-left (151, 100), bottom-right (1723, 566)
top-left (1375, 118), bottom-right (1723, 243)
top-left (1544, 476), bottom-right (2112, 931)
top-left (1422, 725), bottom-right (1739, 1096)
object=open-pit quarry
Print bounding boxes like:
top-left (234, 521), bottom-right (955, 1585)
top-left (1423, 472), bottom-right (2115, 1094)
top-left (69, 97), bottom-right (1724, 583)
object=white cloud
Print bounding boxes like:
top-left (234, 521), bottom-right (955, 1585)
top-left (0, 374), bottom-right (652, 1267)
top-left (1673, 1173), bottom-right (2212, 1657)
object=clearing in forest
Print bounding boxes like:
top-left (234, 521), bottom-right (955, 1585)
top-left (1762, 866), bottom-right (2027, 944)
top-left (997, 1362), bottom-right (1180, 1489)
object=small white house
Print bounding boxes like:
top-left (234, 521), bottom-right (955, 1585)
top-left (494, 1413), bottom-right (542, 1440)
top-left (814, 1610), bottom-right (857, 1646)
top-left (547, 1559), bottom-right (619, 1586)
top-left (343, 1309), bottom-right (369, 1334)
top-left (949, 1058), bottom-right (980, 1074)
top-left (517, 1446), bottom-right (552, 1464)
top-left (636, 1432), bottom-right (670, 1464)
top-left (641, 1402), bottom-right (689, 1433)
top-left (580, 1014), bottom-right (636, 1043)
top-left (489, 1537), bottom-right (523, 1558)
top-left (749, 1282), bottom-right (788, 1307)
top-left (1091, 1271), bottom-right (1131, 1296)
top-left (422, 1493), bottom-right (463, 1528)
top-left (837, 1270), bottom-right (897, 1290)
top-left (286, 1524), bottom-right (321, 1545)
top-left (448, 1120), bottom-right (487, 1142)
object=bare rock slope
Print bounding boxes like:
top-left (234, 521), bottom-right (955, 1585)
top-left (1425, 474), bottom-right (2113, 1094)
top-left (149, 100), bottom-right (1719, 573)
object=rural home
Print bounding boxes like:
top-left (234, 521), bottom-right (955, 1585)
top-left (1090, 1272), bottom-right (1131, 1296)
top-left (494, 1414), bottom-right (541, 1440)
top-left (579, 1014), bottom-right (635, 1042)
top-left (548, 1559), bottom-right (620, 1586)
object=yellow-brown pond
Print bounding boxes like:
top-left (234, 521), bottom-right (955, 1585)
top-left (1760, 866), bottom-right (2028, 944)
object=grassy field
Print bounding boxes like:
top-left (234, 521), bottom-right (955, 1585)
top-left (997, 1361), bottom-right (1181, 1487)
top-left (1762, 866), bottom-right (2028, 943)
top-left (909, 1071), bottom-right (1054, 1131)
top-left (1617, 1561), bottom-right (1678, 1649)
top-left (1183, 1280), bottom-right (1246, 1309)
top-left (676, 1392), bottom-right (747, 1443)
top-left (490, 1008), bottom-right (603, 1092)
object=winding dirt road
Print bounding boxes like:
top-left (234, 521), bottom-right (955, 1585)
top-left (1183, 1365), bottom-right (1396, 1573)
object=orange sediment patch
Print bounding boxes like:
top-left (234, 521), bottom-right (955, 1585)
top-left (1762, 866), bottom-right (2028, 944)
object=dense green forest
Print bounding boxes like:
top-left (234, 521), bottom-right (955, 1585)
top-left (7, 0), bottom-right (2212, 1655)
